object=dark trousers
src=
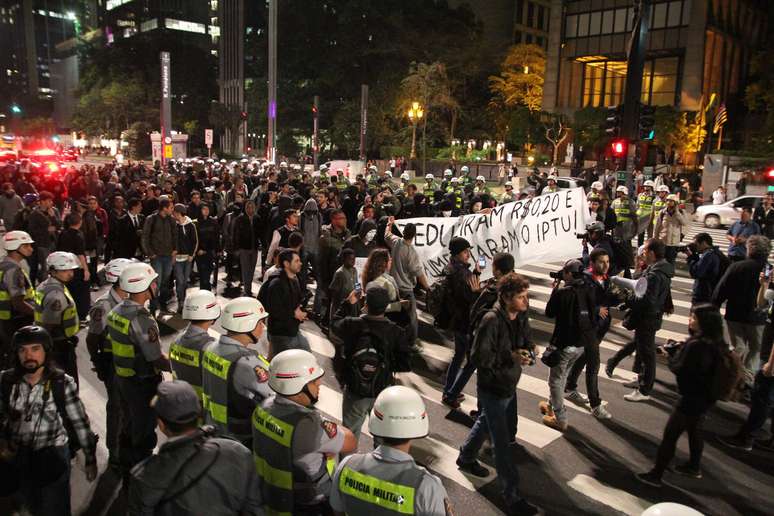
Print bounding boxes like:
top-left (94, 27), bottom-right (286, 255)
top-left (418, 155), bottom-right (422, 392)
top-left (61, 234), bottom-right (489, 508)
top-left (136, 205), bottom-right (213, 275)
top-left (443, 332), bottom-right (475, 400)
top-left (739, 370), bottom-right (774, 439)
top-left (607, 339), bottom-right (641, 375)
top-left (87, 254), bottom-right (99, 286)
top-left (566, 338), bottom-right (602, 408)
top-left (116, 376), bottom-right (161, 472)
top-left (51, 340), bottom-right (78, 387)
top-left (15, 445), bottom-right (71, 516)
top-left (97, 362), bottom-right (121, 459)
top-left (665, 246), bottom-right (678, 264)
top-left (196, 252), bottom-right (215, 291)
top-left (635, 328), bottom-right (658, 395)
top-left (653, 407), bottom-right (706, 476)
top-left (68, 269), bottom-right (91, 320)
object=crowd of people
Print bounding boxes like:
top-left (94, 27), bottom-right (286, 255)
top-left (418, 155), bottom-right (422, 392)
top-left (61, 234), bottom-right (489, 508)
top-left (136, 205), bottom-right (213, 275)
top-left (0, 155), bottom-right (771, 516)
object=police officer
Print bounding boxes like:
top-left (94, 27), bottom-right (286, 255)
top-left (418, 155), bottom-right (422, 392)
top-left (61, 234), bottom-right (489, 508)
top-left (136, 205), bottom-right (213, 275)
top-left (253, 349), bottom-right (357, 515)
top-left (330, 386), bottom-right (454, 516)
top-left (474, 175), bottom-right (489, 195)
top-left (0, 231), bottom-right (35, 364)
top-left (446, 177), bottom-right (463, 214)
top-left (170, 289), bottom-right (220, 403)
top-left (86, 257), bottom-right (134, 467)
top-left (440, 169), bottom-right (453, 191)
top-left (652, 184), bottom-right (670, 233)
top-left (367, 165), bottom-right (380, 187)
top-left (611, 185), bottom-right (636, 243)
top-left (460, 165), bottom-right (472, 187)
top-left (202, 296), bottom-right (272, 445)
top-left (110, 262), bottom-right (171, 476)
top-left (423, 174), bottom-right (437, 196)
top-left (636, 180), bottom-right (656, 246)
top-left (33, 251), bottom-right (80, 383)
top-left (543, 175), bottom-right (559, 194)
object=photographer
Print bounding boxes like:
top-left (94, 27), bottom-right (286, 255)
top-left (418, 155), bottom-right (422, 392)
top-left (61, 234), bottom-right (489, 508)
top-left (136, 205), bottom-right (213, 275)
top-left (685, 233), bottom-right (723, 305)
top-left (636, 304), bottom-right (727, 487)
top-left (653, 194), bottom-right (689, 264)
top-left (539, 260), bottom-right (596, 431)
top-left (581, 221), bottom-right (621, 275)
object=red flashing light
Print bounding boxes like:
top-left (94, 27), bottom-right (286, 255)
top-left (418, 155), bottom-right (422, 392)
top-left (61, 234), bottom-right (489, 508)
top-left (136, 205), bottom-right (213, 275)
top-left (34, 149), bottom-right (57, 156)
top-left (611, 139), bottom-right (627, 158)
top-left (47, 162), bottom-right (59, 172)
top-left (767, 168), bottom-right (774, 179)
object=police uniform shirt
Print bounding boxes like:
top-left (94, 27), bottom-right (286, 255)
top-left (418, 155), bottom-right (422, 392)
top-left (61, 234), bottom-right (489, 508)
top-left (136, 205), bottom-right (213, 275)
top-left (0, 257), bottom-right (29, 299)
top-left (212, 335), bottom-right (272, 401)
top-left (329, 445), bottom-right (450, 516)
top-left (123, 299), bottom-right (163, 363)
top-left (37, 278), bottom-right (71, 326)
top-left (87, 288), bottom-right (123, 336)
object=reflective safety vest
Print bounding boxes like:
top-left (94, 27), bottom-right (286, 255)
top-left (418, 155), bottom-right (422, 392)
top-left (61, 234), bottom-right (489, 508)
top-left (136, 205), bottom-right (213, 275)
top-left (445, 186), bottom-right (463, 209)
top-left (636, 193), bottom-right (654, 217)
top-left (33, 278), bottom-right (78, 339)
top-left (90, 290), bottom-right (122, 355)
top-left (201, 342), bottom-right (269, 441)
top-left (108, 301), bottom-right (156, 378)
top-left (612, 198), bottom-right (633, 222)
top-left (422, 181), bottom-right (437, 195)
top-left (337, 453), bottom-right (427, 515)
top-left (0, 259), bottom-right (33, 321)
top-left (543, 185), bottom-right (558, 193)
top-left (170, 326), bottom-right (213, 402)
top-left (653, 197), bottom-right (667, 213)
top-left (252, 398), bottom-right (335, 515)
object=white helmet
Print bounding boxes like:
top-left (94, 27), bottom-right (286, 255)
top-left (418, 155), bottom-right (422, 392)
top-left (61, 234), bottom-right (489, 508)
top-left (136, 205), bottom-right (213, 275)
top-left (476, 175), bottom-right (485, 182)
top-left (369, 165), bottom-right (378, 172)
top-left (657, 185), bottom-right (669, 193)
top-left (279, 161), bottom-right (288, 168)
top-left (643, 180), bottom-right (655, 188)
top-left (616, 185), bottom-right (629, 195)
top-left (385, 171), bottom-right (393, 178)
top-left (548, 175), bottom-right (557, 182)
top-left (666, 194), bottom-right (680, 202)
top-left (450, 177), bottom-right (459, 183)
top-left (425, 173), bottom-right (434, 180)
top-left (3, 230), bottom-right (34, 251)
top-left (444, 169), bottom-right (453, 177)
top-left (268, 349), bottom-right (324, 396)
top-left (400, 172), bottom-right (410, 181)
top-left (319, 164), bottom-right (328, 172)
top-left (46, 251), bottom-right (80, 271)
top-left (221, 297), bottom-right (268, 333)
top-left (591, 181), bottom-right (603, 190)
top-left (641, 502), bottom-right (704, 516)
top-left (119, 262), bottom-right (158, 293)
top-left (368, 386), bottom-right (429, 439)
top-left (183, 289), bottom-right (221, 321)
top-left (461, 165), bottom-right (469, 173)
top-left (104, 258), bottom-right (135, 284)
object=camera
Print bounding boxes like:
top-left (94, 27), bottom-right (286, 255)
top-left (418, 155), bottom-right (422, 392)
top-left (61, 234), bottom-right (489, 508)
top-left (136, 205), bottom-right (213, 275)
top-left (576, 233), bottom-right (588, 240)
top-left (549, 270), bottom-right (563, 280)
top-left (663, 339), bottom-right (683, 356)
top-left (676, 243), bottom-right (697, 255)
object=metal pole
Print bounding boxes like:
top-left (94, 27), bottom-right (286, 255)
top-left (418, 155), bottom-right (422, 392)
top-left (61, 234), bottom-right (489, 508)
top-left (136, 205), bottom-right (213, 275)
top-left (359, 84), bottom-right (368, 162)
top-left (313, 95), bottom-right (319, 169)
top-left (160, 51), bottom-right (172, 166)
top-left (410, 121), bottom-right (417, 159)
top-left (267, 0), bottom-right (277, 162)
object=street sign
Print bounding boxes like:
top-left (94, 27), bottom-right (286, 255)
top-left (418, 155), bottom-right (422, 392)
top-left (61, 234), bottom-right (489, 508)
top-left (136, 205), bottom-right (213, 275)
top-left (164, 136), bottom-right (172, 145)
top-left (617, 171), bottom-right (627, 183)
top-left (204, 128), bottom-right (213, 147)
top-left (643, 166), bottom-right (654, 180)
top-left (164, 144), bottom-right (173, 158)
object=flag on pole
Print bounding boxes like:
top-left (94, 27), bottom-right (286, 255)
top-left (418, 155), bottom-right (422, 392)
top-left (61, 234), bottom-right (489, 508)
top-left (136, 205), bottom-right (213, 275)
top-left (713, 103), bottom-right (728, 134)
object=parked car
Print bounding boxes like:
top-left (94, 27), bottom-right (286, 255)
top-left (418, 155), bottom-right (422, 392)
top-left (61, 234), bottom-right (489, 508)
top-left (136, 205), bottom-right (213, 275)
top-left (556, 176), bottom-right (586, 190)
top-left (694, 195), bottom-right (763, 228)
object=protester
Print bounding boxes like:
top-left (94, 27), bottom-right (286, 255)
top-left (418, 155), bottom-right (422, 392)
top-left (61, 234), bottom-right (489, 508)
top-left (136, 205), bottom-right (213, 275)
top-left (726, 207), bottom-right (761, 262)
top-left (141, 199), bottom-right (177, 314)
top-left (259, 248), bottom-right (310, 356)
top-left (686, 233), bottom-right (723, 305)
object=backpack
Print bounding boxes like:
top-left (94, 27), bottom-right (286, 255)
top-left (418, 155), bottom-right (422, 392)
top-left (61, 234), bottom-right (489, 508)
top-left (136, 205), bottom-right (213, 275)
top-left (711, 346), bottom-right (744, 402)
top-left (426, 275), bottom-right (452, 330)
top-left (1, 370), bottom-right (96, 456)
top-left (340, 327), bottom-right (393, 398)
top-left (713, 248), bottom-right (731, 282)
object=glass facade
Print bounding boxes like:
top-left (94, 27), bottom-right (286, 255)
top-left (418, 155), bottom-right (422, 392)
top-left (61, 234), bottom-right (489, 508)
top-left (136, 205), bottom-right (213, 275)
top-left (579, 57), bottom-right (679, 108)
top-left (565, 0), bottom-right (691, 39)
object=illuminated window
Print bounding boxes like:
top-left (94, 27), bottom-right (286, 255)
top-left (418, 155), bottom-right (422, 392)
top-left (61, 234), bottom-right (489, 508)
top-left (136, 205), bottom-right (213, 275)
top-left (580, 57), bottom-right (679, 108)
top-left (140, 18), bottom-right (158, 32)
top-left (164, 18), bottom-right (206, 34)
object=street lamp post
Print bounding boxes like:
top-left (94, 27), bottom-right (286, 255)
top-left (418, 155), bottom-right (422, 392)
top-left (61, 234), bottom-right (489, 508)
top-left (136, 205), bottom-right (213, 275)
top-left (407, 101), bottom-right (423, 161)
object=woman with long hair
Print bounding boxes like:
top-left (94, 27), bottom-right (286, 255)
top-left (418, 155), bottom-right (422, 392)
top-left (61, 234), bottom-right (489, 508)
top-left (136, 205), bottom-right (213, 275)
top-left (361, 248), bottom-right (402, 314)
top-left (636, 303), bottom-right (727, 487)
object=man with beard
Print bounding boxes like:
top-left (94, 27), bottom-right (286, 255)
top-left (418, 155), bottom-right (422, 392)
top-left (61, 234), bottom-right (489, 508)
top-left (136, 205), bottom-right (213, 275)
top-left (0, 326), bottom-right (97, 515)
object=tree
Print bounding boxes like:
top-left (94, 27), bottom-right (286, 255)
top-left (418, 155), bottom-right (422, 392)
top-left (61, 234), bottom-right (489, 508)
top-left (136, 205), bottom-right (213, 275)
top-left (489, 44), bottom-right (545, 112)
top-left (541, 113), bottom-right (570, 165)
top-left (572, 107), bottom-right (606, 151)
top-left (208, 102), bottom-right (243, 156)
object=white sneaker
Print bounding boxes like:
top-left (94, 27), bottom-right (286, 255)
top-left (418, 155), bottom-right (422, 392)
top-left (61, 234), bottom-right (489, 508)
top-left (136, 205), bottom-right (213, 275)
top-left (624, 390), bottom-right (651, 402)
top-left (592, 405), bottom-right (612, 419)
top-left (565, 391), bottom-right (589, 405)
top-left (623, 379), bottom-right (639, 388)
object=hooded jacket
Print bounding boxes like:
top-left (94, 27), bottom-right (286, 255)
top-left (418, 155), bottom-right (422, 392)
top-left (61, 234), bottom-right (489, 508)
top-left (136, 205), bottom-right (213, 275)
top-left (318, 223), bottom-right (351, 290)
top-left (343, 219), bottom-right (378, 258)
top-left (175, 215), bottom-right (199, 258)
top-left (444, 257), bottom-right (478, 333)
top-left (630, 259), bottom-right (674, 331)
top-left (300, 198), bottom-right (321, 255)
top-left (545, 277), bottom-right (596, 349)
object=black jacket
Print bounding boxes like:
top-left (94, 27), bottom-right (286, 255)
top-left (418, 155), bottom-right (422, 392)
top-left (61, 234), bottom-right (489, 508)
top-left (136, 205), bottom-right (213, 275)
top-left (175, 217), bottom-right (198, 257)
top-left (687, 248), bottom-right (721, 304)
top-left (114, 213), bottom-right (144, 259)
top-left (712, 256), bottom-right (767, 324)
top-left (259, 271), bottom-right (303, 337)
top-left (630, 259), bottom-right (674, 331)
top-left (196, 216), bottom-right (221, 254)
top-left (233, 212), bottom-right (261, 251)
top-left (582, 271), bottom-right (618, 339)
top-left (669, 337), bottom-right (722, 415)
top-left (471, 302), bottom-right (533, 398)
top-left (545, 278), bottom-right (596, 349)
top-left (444, 257), bottom-right (478, 333)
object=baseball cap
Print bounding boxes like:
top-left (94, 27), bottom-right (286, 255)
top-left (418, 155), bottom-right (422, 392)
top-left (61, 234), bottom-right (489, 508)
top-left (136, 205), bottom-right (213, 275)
top-left (365, 284), bottom-right (390, 313)
top-left (449, 236), bottom-right (472, 256)
top-left (151, 380), bottom-right (201, 424)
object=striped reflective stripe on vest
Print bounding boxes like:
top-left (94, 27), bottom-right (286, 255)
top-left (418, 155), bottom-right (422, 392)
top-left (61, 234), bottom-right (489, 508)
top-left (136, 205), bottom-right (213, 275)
top-left (170, 341), bottom-right (203, 402)
top-left (33, 281), bottom-right (79, 338)
top-left (108, 308), bottom-right (136, 378)
top-left (339, 467), bottom-right (416, 514)
top-left (336, 453), bottom-right (425, 515)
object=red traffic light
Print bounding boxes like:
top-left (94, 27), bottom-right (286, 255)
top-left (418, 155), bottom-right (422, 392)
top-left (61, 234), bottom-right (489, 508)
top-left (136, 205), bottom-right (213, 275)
top-left (312, 105), bottom-right (318, 114)
top-left (611, 139), bottom-right (627, 157)
top-left (766, 168), bottom-right (774, 180)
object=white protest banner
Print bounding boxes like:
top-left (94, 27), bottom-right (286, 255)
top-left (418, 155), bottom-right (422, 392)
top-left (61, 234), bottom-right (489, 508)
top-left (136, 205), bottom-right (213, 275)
top-left (393, 188), bottom-right (593, 282)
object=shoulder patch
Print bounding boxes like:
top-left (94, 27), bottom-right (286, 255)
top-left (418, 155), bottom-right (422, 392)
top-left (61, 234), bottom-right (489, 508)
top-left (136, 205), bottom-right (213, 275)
top-left (14, 271), bottom-right (25, 289)
top-left (91, 307), bottom-right (104, 322)
top-left (254, 366), bottom-right (269, 383)
top-left (321, 420), bottom-right (338, 439)
top-left (50, 298), bottom-right (62, 312)
top-left (147, 325), bottom-right (159, 343)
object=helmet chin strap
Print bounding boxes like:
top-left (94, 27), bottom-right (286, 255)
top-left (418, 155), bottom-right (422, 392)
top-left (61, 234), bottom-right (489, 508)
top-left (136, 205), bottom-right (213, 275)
top-left (302, 384), bottom-right (319, 405)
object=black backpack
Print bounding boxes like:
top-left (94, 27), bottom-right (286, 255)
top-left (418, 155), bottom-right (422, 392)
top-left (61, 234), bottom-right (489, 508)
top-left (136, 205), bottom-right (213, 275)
top-left (426, 275), bottom-right (452, 330)
top-left (341, 327), bottom-right (393, 398)
top-left (1, 370), bottom-right (96, 456)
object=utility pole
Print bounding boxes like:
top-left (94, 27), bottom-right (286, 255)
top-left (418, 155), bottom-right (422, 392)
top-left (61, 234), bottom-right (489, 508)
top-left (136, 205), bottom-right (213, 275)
top-left (267, 0), bottom-right (277, 163)
top-left (160, 51), bottom-right (172, 165)
top-left (359, 84), bottom-right (368, 162)
top-left (621, 0), bottom-right (651, 192)
top-left (312, 95), bottom-right (319, 169)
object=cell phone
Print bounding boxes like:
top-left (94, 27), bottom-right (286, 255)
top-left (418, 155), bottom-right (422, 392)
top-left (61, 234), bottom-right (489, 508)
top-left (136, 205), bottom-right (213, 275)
top-left (766, 264), bottom-right (772, 279)
top-left (354, 280), bottom-right (362, 294)
top-left (478, 255), bottom-right (487, 269)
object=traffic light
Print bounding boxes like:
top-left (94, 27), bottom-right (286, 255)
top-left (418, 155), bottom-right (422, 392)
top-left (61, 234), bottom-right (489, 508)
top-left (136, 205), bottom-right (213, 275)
top-left (605, 104), bottom-right (624, 137)
top-left (10, 104), bottom-right (21, 115)
top-left (240, 111), bottom-right (248, 121)
top-left (638, 103), bottom-right (655, 140)
top-left (611, 139), bottom-right (627, 158)
top-left (312, 105), bottom-right (318, 116)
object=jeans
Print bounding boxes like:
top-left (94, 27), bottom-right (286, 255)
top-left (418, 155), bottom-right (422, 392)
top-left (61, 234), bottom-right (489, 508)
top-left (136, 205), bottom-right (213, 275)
top-left (548, 346), bottom-right (583, 422)
top-left (739, 369), bottom-right (774, 440)
top-left (566, 339), bottom-right (602, 408)
top-left (635, 327), bottom-right (658, 395)
top-left (116, 376), bottom-right (161, 472)
top-left (269, 333), bottom-right (311, 356)
top-left (443, 332), bottom-right (475, 400)
top-left (16, 445), bottom-right (71, 516)
top-left (459, 389), bottom-right (520, 504)
top-left (727, 321), bottom-right (764, 387)
top-left (653, 407), bottom-right (706, 476)
top-left (238, 249), bottom-right (258, 296)
top-left (196, 252), bottom-right (215, 291)
top-left (174, 259), bottom-right (193, 307)
top-left (342, 390), bottom-right (375, 441)
top-left (150, 255), bottom-right (173, 312)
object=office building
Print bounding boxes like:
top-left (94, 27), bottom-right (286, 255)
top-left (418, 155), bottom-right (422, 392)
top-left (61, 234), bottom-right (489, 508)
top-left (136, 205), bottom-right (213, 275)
top-left (218, 0), bottom-right (244, 153)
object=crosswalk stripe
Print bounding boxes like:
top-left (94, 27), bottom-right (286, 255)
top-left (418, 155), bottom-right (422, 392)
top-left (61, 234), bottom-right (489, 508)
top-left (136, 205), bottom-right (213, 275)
top-left (567, 474), bottom-right (651, 516)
